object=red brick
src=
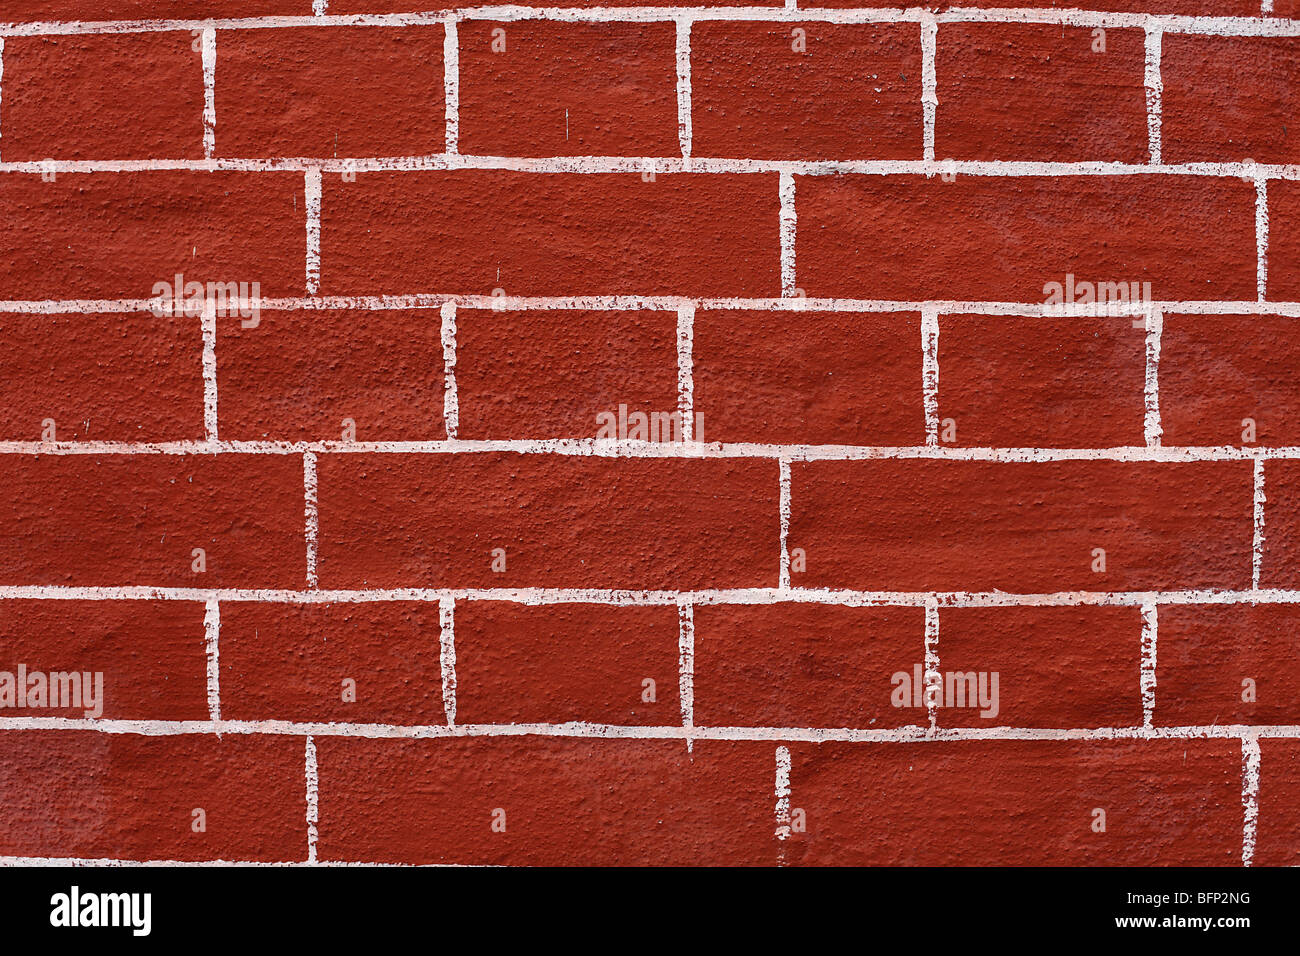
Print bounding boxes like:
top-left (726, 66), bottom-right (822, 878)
top-left (789, 460), bottom-right (1252, 592)
top-left (784, 739), bottom-right (1242, 865)
top-left (1258, 460), bottom-right (1300, 589)
top-left (0, 455), bottom-right (306, 588)
top-left (692, 604), bottom-right (924, 728)
top-left (690, 23), bottom-right (920, 161)
top-left (1, 34), bottom-right (203, 161)
top-left (454, 309), bottom-right (677, 441)
top-left (1256, 738), bottom-right (1300, 866)
top-left (215, 26), bottom-right (444, 158)
top-left (454, 602), bottom-right (678, 724)
top-left (2, 1), bottom-right (310, 21)
top-left (316, 737), bottom-right (776, 865)
top-left (1157, 605), bottom-right (1300, 727)
top-left (1159, 314), bottom-right (1300, 447)
top-left (796, 175), bottom-right (1256, 301)
top-left (322, 171), bottom-right (780, 297)
top-left (0, 311), bottom-right (203, 442)
top-left (0, 172), bottom-right (304, 300)
top-left (938, 314), bottom-right (1145, 448)
top-left (0, 600), bottom-right (207, 720)
top-left (219, 601), bottom-right (443, 724)
top-left (692, 310), bottom-right (923, 445)
top-left (937, 606), bottom-right (1142, 728)
top-left (316, 454), bottom-right (778, 589)
top-left (0, 731), bottom-right (305, 862)
top-left (1264, 180), bottom-right (1300, 301)
top-left (1163, 35), bottom-right (1300, 164)
top-left (936, 25), bottom-right (1147, 163)
top-left (458, 22), bottom-right (677, 157)
top-left (217, 308), bottom-right (443, 442)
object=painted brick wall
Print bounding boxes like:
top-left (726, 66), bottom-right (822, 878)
top-left (0, 0), bottom-right (1296, 867)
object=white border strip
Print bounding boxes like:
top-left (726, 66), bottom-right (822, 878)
top-left (304, 451), bottom-right (319, 589)
top-left (779, 171), bottom-right (796, 297)
top-left (1143, 25), bottom-right (1162, 165)
top-left (439, 596), bottom-right (457, 726)
top-left (2, 156), bottom-right (1300, 177)
top-left (1140, 602), bottom-right (1158, 728)
top-left (1253, 458), bottom-right (1267, 590)
top-left (2, 585), bottom-right (1293, 608)
top-left (204, 598), bottom-right (221, 722)
top-left (1256, 176), bottom-right (1270, 301)
top-left (675, 18), bottom-right (692, 159)
top-left (201, 27), bottom-right (216, 159)
top-left (444, 20), bottom-right (459, 154)
top-left (305, 168), bottom-right (322, 295)
top-left (0, 716), bottom-right (1291, 741)
top-left (1143, 308), bottom-right (1163, 448)
top-left (676, 303), bottom-right (694, 440)
top-left (440, 300), bottom-right (459, 440)
top-left (10, 294), bottom-right (1296, 316)
top-left (921, 13), bottom-right (937, 162)
top-left (922, 308), bottom-right (940, 446)
top-left (1242, 734), bottom-right (1261, 865)
top-left (201, 298), bottom-right (218, 441)
top-left (677, 599), bottom-right (695, 742)
top-left (305, 734), bottom-right (319, 863)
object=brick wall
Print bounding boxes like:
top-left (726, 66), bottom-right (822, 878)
top-left (0, 1), bottom-right (1296, 866)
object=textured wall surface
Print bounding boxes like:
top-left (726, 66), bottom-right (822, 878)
top-left (0, 0), bottom-right (1297, 867)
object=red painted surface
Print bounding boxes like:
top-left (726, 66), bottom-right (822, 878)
top-left (454, 602), bottom-right (679, 724)
top-left (0, 172), bottom-right (304, 299)
top-left (937, 607), bottom-right (1143, 728)
top-left (315, 454), bottom-right (779, 589)
top-left (693, 310), bottom-right (923, 445)
top-left (0, 732), bottom-right (304, 862)
top-left (1259, 460), bottom-right (1300, 588)
top-left (317, 738), bottom-right (775, 866)
top-left (2, 33), bottom-right (204, 161)
top-left (216, 26), bottom-right (446, 158)
top-left (454, 308), bottom-right (677, 440)
top-left (0, 601), bottom-right (208, 720)
top-left (220, 602), bottom-right (445, 723)
top-left (797, 175), bottom-right (1257, 301)
top-left (322, 171), bottom-right (781, 297)
top-left (938, 314), bottom-right (1145, 448)
top-left (1157, 605), bottom-right (1300, 726)
top-left (217, 308), bottom-right (445, 441)
top-left (1160, 314), bottom-right (1300, 446)
top-left (784, 740), bottom-right (1242, 866)
top-left (789, 460), bottom-right (1252, 592)
top-left (0, 456), bottom-right (305, 587)
top-left (692, 604), bottom-right (925, 728)
top-left (936, 24), bottom-right (1147, 163)
top-left (690, 22), bottom-right (921, 160)
top-left (0, 1), bottom-right (1292, 868)
top-left (1256, 740), bottom-right (1300, 866)
top-left (458, 21), bottom-right (678, 157)
top-left (0, 311), bottom-right (204, 441)
top-left (1265, 180), bottom-right (1300, 299)
top-left (1162, 35), bottom-right (1300, 164)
